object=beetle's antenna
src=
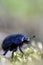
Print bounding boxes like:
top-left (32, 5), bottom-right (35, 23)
top-left (30, 35), bottom-right (36, 40)
top-left (32, 35), bottom-right (36, 38)
top-left (27, 33), bottom-right (35, 39)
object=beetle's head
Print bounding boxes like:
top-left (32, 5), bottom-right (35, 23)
top-left (24, 36), bottom-right (30, 44)
top-left (24, 35), bottom-right (36, 48)
top-left (23, 36), bottom-right (31, 48)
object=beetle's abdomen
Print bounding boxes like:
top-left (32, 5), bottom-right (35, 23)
top-left (2, 39), bottom-right (11, 51)
top-left (2, 42), bottom-right (8, 51)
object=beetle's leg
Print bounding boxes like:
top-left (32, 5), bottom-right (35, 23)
top-left (3, 49), bottom-right (8, 55)
top-left (11, 48), bottom-right (17, 58)
top-left (19, 46), bottom-right (25, 54)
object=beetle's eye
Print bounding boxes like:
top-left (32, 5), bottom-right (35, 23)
top-left (26, 37), bottom-right (30, 42)
top-left (24, 37), bottom-right (30, 41)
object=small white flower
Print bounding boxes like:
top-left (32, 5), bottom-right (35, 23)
top-left (31, 41), bottom-right (36, 47)
top-left (28, 57), bottom-right (32, 61)
top-left (34, 49), bottom-right (38, 53)
top-left (37, 42), bottom-right (42, 50)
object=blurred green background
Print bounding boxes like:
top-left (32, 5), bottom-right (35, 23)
top-left (0, 0), bottom-right (43, 16)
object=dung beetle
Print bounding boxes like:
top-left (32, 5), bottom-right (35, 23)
top-left (2, 34), bottom-right (35, 58)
